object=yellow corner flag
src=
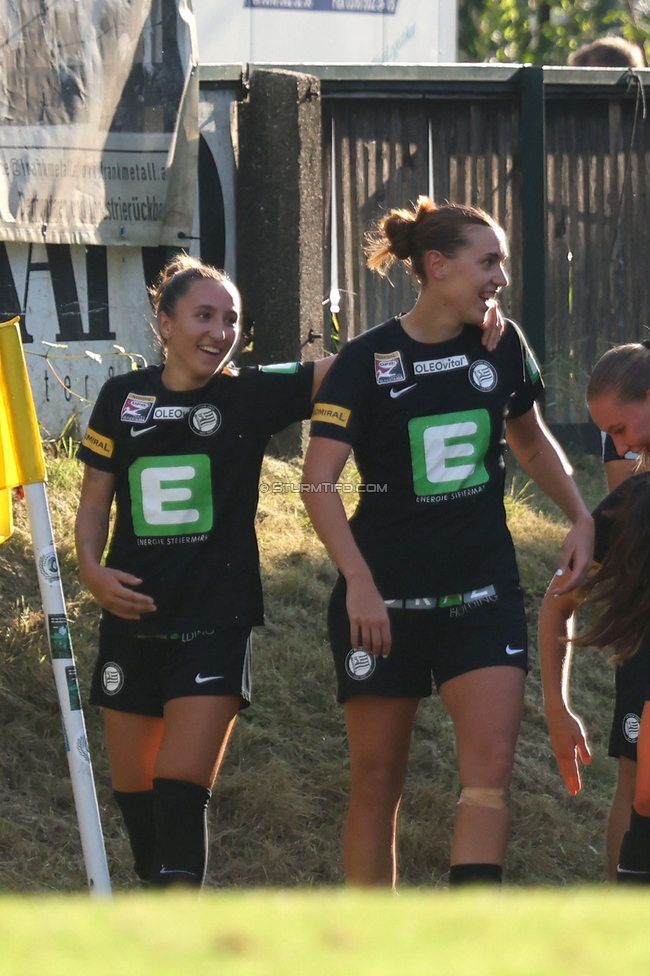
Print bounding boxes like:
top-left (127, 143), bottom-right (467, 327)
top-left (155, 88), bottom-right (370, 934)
top-left (0, 317), bottom-right (46, 543)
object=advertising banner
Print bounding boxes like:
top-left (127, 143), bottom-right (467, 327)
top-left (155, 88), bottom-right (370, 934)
top-left (197, 0), bottom-right (457, 64)
top-left (0, 0), bottom-right (198, 247)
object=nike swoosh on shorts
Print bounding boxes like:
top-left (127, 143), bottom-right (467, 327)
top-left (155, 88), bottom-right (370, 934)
top-left (195, 674), bottom-right (225, 683)
top-left (505, 644), bottom-right (525, 655)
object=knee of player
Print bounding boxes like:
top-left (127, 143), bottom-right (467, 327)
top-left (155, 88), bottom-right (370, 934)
top-left (460, 742), bottom-right (516, 787)
top-left (351, 762), bottom-right (405, 810)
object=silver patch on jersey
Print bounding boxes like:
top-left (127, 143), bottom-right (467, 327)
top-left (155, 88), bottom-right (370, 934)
top-left (345, 648), bottom-right (376, 680)
top-left (469, 360), bottom-right (498, 392)
top-left (188, 404), bottom-right (222, 436)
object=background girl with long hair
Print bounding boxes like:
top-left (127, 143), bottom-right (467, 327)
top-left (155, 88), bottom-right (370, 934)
top-left (542, 340), bottom-right (650, 882)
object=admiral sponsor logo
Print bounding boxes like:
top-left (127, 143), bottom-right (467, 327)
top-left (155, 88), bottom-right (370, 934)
top-left (82, 426), bottom-right (114, 458)
top-left (624, 712), bottom-right (641, 743)
top-left (469, 360), bottom-right (498, 392)
top-left (102, 662), bottom-right (124, 696)
top-left (345, 648), bottom-right (376, 680)
top-left (153, 406), bottom-right (190, 421)
top-left (188, 404), bottom-right (222, 436)
top-left (121, 393), bottom-right (156, 424)
top-left (413, 355), bottom-right (469, 375)
top-left (374, 351), bottom-right (406, 385)
top-left (311, 403), bottom-right (351, 428)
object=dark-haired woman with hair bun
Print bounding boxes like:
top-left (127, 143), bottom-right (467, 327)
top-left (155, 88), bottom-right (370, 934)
top-left (302, 197), bottom-right (594, 888)
top-left (75, 255), bottom-right (336, 888)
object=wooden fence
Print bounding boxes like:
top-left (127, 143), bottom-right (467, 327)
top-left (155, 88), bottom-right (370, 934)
top-left (316, 65), bottom-right (650, 429)
top-left (200, 64), bottom-right (650, 435)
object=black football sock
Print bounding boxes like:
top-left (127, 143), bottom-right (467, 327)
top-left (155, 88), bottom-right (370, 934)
top-left (617, 807), bottom-right (650, 883)
top-left (113, 789), bottom-right (155, 883)
top-left (150, 777), bottom-right (212, 888)
top-left (449, 863), bottom-right (503, 886)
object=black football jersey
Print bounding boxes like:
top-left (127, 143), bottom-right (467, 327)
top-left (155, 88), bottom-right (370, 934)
top-left (310, 318), bottom-right (543, 597)
top-left (77, 362), bottom-right (314, 634)
top-left (593, 472), bottom-right (650, 563)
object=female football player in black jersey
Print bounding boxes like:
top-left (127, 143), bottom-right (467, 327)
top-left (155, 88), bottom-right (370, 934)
top-left (540, 470), bottom-right (650, 881)
top-left (74, 255), bottom-right (339, 887)
top-left (578, 341), bottom-right (650, 882)
top-left (302, 198), bottom-right (594, 888)
top-left (544, 431), bottom-right (647, 882)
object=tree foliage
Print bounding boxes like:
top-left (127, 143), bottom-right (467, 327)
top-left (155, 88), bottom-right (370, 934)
top-left (458, 0), bottom-right (650, 65)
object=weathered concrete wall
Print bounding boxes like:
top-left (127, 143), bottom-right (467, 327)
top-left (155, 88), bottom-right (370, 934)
top-left (237, 68), bottom-right (324, 456)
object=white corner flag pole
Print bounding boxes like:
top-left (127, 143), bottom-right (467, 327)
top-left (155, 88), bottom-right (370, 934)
top-left (24, 481), bottom-right (112, 897)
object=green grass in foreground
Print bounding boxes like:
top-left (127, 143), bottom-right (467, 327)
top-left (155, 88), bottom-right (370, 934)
top-left (0, 888), bottom-right (648, 976)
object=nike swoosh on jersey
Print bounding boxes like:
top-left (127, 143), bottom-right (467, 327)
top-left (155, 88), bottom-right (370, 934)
top-left (130, 425), bottom-right (157, 437)
top-left (389, 384), bottom-right (417, 399)
top-left (505, 644), bottom-right (525, 655)
top-left (195, 673), bottom-right (225, 684)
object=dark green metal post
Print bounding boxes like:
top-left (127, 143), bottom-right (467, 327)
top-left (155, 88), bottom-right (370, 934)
top-left (520, 64), bottom-right (546, 364)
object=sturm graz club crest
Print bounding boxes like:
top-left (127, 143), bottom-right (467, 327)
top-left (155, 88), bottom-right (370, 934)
top-left (102, 662), bottom-right (124, 696)
top-left (469, 360), bottom-right (498, 392)
top-left (623, 712), bottom-right (641, 743)
top-left (345, 648), bottom-right (376, 680)
top-left (188, 404), bottom-right (222, 436)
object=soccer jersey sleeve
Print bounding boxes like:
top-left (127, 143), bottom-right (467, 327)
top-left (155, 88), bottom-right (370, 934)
top-left (77, 380), bottom-right (119, 473)
top-left (591, 473), bottom-right (650, 562)
top-left (309, 338), bottom-right (373, 446)
top-left (506, 322), bottom-right (545, 418)
top-left (254, 361), bottom-right (315, 435)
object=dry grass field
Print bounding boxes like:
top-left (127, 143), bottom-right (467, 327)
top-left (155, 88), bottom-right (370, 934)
top-left (0, 447), bottom-right (617, 892)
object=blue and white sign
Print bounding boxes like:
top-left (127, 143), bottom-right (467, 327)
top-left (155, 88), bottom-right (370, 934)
top-left (195, 0), bottom-right (456, 63)
top-left (244, 0), bottom-right (398, 12)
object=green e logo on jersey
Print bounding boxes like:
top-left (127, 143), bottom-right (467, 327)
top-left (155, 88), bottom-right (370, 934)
top-left (129, 455), bottom-right (213, 536)
top-left (408, 409), bottom-right (491, 496)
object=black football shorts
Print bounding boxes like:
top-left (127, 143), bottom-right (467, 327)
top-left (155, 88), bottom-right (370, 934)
top-left (328, 576), bottom-right (528, 703)
top-left (90, 627), bottom-right (252, 716)
top-left (608, 630), bottom-right (650, 761)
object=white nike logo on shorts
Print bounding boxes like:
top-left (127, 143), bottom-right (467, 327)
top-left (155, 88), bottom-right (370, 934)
top-left (389, 384), bottom-right (417, 399)
top-left (505, 644), bottom-right (525, 655)
top-left (130, 426), bottom-right (157, 437)
top-left (195, 673), bottom-right (225, 683)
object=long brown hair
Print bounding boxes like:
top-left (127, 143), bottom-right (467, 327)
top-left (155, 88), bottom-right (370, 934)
top-left (365, 197), bottom-right (500, 283)
top-left (574, 473), bottom-right (650, 662)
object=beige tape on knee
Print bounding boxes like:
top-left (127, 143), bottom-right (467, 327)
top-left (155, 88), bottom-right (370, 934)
top-left (459, 787), bottom-right (507, 809)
